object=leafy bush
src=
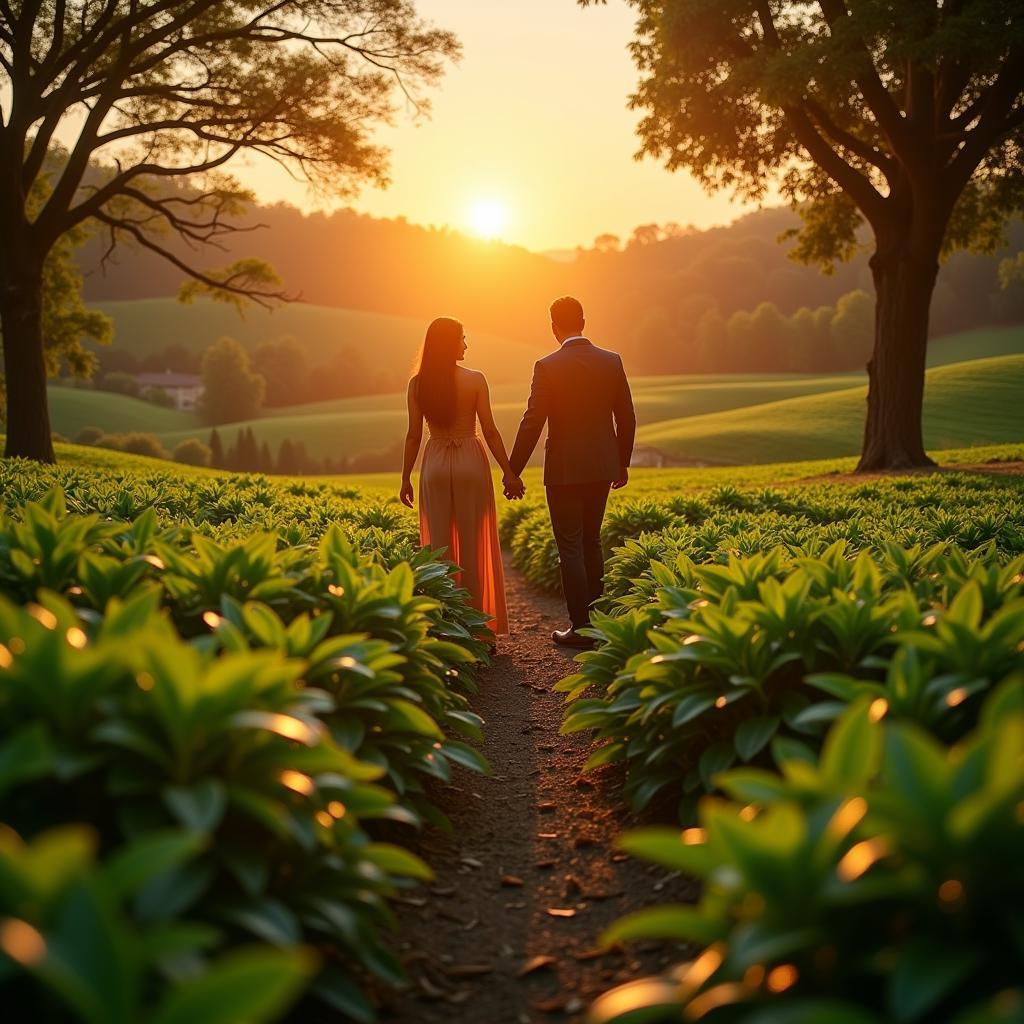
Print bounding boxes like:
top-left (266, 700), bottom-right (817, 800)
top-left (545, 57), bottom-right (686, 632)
top-left (558, 544), bottom-right (1024, 818)
top-left (173, 438), bottom-right (213, 467)
top-left (0, 478), bottom-right (492, 1019)
top-left (589, 687), bottom-right (1024, 1024)
top-left (0, 825), bottom-right (314, 1024)
top-left (115, 432), bottom-right (171, 460)
top-left (74, 426), bottom-right (104, 446)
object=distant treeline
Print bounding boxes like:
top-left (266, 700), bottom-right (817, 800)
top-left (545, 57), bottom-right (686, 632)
top-left (78, 192), bottom-right (1024, 377)
top-left (95, 335), bottom-right (402, 403)
top-left (71, 423), bottom-right (404, 475)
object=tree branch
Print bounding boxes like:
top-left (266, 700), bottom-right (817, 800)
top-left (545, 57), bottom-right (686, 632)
top-left (816, 0), bottom-right (916, 161)
top-left (93, 209), bottom-right (289, 309)
top-left (783, 104), bottom-right (888, 229)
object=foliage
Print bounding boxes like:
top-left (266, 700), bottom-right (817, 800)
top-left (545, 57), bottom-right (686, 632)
top-left (589, 689), bottom-right (1024, 1024)
top-left (0, 467), bottom-right (492, 1019)
top-left (200, 338), bottom-right (266, 426)
top-left (173, 439), bottom-right (212, 468)
top-left (0, 170), bottom-right (112, 419)
top-left (0, 825), bottom-right (314, 1024)
top-left (581, 0), bottom-right (1024, 269)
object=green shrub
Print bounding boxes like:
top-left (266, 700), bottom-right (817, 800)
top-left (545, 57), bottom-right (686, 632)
top-left (74, 426), bottom-right (104, 446)
top-left (0, 825), bottom-right (315, 1024)
top-left (589, 687), bottom-right (1024, 1024)
top-left (0, 481), bottom-right (493, 1018)
top-left (558, 544), bottom-right (1024, 819)
top-left (117, 432), bottom-right (171, 460)
top-left (173, 438), bottom-right (212, 467)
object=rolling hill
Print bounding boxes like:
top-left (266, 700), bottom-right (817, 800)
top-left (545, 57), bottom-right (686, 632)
top-left (637, 354), bottom-right (1024, 464)
top-left (47, 323), bottom-right (1023, 467)
top-left (50, 367), bottom-right (868, 458)
top-left (93, 297), bottom-right (542, 391)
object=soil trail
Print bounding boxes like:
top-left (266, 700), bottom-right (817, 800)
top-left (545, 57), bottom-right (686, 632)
top-left (380, 558), bottom-right (694, 1024)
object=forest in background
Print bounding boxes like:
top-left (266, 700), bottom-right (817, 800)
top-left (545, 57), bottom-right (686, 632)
top-left (77, 194), bottom-right (1024, 380)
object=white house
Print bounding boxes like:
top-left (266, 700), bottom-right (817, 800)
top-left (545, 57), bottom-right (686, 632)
top-left (136, 371), bottom-right (204, 411)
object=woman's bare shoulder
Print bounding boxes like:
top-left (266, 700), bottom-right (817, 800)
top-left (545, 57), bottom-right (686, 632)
top-left (457, 366), bottom-right (488, 386)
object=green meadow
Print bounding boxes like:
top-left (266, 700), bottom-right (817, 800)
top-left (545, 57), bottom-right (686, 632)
top-left (49, 319), bottom-right (1024, 466)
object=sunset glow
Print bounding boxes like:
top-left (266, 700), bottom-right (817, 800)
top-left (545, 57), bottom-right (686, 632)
top-left (469, 197), bottom-right (508, 239)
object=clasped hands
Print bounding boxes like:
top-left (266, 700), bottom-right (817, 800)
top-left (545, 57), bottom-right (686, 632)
top-left (502, 472), bottom-right (526, 501)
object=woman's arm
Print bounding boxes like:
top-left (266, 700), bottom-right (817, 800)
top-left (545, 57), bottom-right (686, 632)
top-left (476, 373), bottom-right (524, 497)
top-left (400, 377), bottom-right (423, 507)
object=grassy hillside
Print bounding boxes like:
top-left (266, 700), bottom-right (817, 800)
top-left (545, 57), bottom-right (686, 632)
top-left (45, 318), bottom-right (1023, 465)
top-left (48, 387), bottom-right (199, 437)
top-left (48, 370), bottom-right (866, 461)
top-left (925, 324), bottom-right (1024, 366)
top-left (8, 439), bottom-right (1019, 496)
top-left (94, 297), bottom-right (541, 389)
top-left (638, 354), bottom-right (1024, 464)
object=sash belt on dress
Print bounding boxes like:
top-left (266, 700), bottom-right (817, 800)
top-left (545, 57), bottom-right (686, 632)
top-left (429, 433), bottom-right (477, 449)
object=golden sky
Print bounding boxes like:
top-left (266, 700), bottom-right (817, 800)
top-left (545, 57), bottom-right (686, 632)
top-left (239, 0), bottom-right (761, 252)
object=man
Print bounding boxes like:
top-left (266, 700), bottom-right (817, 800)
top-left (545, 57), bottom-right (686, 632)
top-left (508, 296), bottom-right (636, 647)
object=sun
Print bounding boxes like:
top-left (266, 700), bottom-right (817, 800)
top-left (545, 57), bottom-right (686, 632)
top-left (469, 198), bottom-right (508, 240)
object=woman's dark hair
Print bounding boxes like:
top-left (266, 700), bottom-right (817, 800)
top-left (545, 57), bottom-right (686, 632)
top-left (414, 317), bottom-right (463, 427)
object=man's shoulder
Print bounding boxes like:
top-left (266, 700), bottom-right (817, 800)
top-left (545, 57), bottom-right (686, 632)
top-left (539, 341), bottom-right (622, 367)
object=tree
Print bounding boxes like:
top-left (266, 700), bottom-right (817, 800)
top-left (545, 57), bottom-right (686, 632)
top-left (99, 371), bottom-right (140, 397)
top-left (0, 3), bottom-right (459, 461)
top-left (173, 438), bottom-right (212, 467)
top-left (0, 177), bottom-right (112, 419)
top-left (209, 428), bottom-right (224, 469)
top-left (200, 338), bottom-right (265, 424)
top-left (584, 0), bottom-right (1024, 469)
top-left (277, 438), bottom-right (298, 475)
top-left (252, 336), bottom-right (310, 407)
top-left (830, 289), bottom-right (875, 368)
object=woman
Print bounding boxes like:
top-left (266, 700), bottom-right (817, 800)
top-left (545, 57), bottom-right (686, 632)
top-left (400, 317), bottom-right (521, 636)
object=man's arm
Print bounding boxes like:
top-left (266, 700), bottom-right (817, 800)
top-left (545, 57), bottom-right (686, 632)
top-left (509, 360), bottom-right (548, 476)
top-left (613, 355), bottom-right (636, 481)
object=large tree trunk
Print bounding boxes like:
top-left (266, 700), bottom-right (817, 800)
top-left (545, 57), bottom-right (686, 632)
top-left (1, 264), bottom-right (55, 463)
top-left (857, 238), bottom-right (940, 472)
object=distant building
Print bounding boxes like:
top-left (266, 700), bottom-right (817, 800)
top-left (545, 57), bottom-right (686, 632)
top-left (136, 371), bottom-right (203, 411)
top-left (630, 444), bottom-right (668, 468)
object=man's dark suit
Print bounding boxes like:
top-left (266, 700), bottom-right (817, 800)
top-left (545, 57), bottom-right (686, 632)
top-left (509, 337), bottom-right (636, 630)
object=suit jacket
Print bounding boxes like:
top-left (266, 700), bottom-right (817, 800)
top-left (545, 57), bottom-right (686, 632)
top-left (509, 337), bottom-right (636, 486)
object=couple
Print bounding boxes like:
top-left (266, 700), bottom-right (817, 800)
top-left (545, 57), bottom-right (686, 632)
top-left (399, 296), bottom-right (636, 648)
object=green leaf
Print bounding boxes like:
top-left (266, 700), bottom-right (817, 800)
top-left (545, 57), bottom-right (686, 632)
top-left (820, 699), bottom-right (881, 787)
top-left (312, 968), bottom-right (376, 1024)
top-left (602, 905), bottom-right (724, 947)
top-left (164, 780), bottom-right (227, 833)
top-left (734, 715), bottom-right (780, 761)
top-left (888, 940), bottom-right (979, 1022)
top-left (149, 947), bottom-right (314, 1024)
top-left (363, 843), bottom-right (433, 881)
top-left (699, 741), bottom-right (735, 791)
top-left (617, 827), bottom-right (715, 875)
top-left (101, 831), bottom-right (202, 901)
top-left (587, 976), bottom-right (689, 1024)
top-left (439, 741), bottom-right (491, 775)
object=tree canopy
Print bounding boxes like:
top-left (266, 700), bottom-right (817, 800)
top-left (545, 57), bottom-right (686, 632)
top-left (583, 0), bottom-right (1024, 468)
top-left (0, 1), bottom-right (459, 459)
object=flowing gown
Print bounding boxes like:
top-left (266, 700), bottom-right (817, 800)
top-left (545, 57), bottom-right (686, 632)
top-left (418, 378), bottom-right (509, 636)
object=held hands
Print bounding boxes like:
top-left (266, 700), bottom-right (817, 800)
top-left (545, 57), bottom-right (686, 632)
top-left (399, 478), bottom-right (415, 508)
top-left (503, 472), bottom-right (526, 501)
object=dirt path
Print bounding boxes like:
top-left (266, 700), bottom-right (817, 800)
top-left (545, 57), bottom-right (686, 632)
top-left (379, 558), bottom-right (694, 1024)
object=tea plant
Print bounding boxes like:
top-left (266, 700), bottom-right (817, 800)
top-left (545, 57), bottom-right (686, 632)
top-left (0, 468), bottom-right (494, 1020)
top-left (558, 544), bottom-right (1024, 818)
top-left (589, 687), bottom-right (1024, 1024)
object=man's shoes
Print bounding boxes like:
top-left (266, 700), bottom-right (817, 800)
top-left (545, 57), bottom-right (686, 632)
top-left (552, 627), bottom-right (594, 649)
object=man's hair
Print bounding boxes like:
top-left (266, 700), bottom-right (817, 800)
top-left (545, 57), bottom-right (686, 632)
top-left (550, 295), bottom-right (585, 332)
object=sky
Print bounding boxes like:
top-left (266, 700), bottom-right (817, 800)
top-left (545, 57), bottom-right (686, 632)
top-left (235, 0), bottom-right (761, 252)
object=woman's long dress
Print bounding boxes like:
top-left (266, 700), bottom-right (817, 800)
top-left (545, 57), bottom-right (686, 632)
top-left (418, 382), bottom-right (509, 636)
